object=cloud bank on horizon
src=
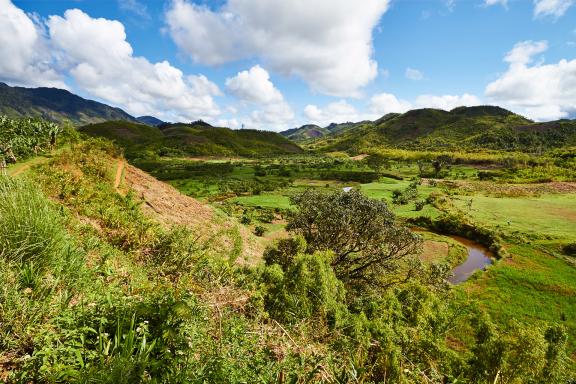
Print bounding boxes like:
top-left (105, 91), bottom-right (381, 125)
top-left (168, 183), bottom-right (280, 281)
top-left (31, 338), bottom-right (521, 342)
top-left (0, 0), bottom-right (575, 129)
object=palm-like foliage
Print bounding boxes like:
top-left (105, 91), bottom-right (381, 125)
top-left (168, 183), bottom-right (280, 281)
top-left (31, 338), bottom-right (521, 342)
top-left (0, 115), bottom-right (61, 162)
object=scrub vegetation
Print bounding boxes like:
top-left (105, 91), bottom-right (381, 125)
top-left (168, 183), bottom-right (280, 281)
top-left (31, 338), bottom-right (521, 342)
top-left (1, 112), bottom-right (575, 382)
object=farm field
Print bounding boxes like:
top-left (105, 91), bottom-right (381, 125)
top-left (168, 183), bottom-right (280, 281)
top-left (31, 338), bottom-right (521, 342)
top-left (159, 153), bottom-right (576, 364)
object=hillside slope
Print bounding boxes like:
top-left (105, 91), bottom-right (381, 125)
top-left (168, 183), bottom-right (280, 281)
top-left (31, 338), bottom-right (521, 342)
top-left (0, 82), bottom-right (136, 126)
top-left (80, 120), bottom-right (304, 157)
top-left (281, 124), bottom-right (330, 142)
top-left (281, 121), bottom-right (370, 143)
top-left (308, 106), bottom-right (576, 153)
top-left (122, 162), bottom-right (264, 264)
top-left (137, 115), bottom-right (165, 126)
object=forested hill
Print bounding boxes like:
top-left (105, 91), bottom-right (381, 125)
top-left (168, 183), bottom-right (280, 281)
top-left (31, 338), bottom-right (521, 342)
top-left (0, 82), bottom-right (136, 126)
top-left (79, 120), bottom-right (304, 157)
top-left (301, 106), bottom-right (576, 153)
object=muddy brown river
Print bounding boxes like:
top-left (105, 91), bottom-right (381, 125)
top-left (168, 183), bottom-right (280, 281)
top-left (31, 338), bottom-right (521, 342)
top-left (447, 235), bottom-right (493, 284)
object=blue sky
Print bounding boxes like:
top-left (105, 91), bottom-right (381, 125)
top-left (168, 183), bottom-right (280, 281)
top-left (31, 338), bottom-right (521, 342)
top-left (2, 0), bottom-right (576, 129)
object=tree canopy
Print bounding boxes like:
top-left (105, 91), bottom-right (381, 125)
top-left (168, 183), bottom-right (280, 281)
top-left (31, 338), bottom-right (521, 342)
top-left (286, 189), bottom-right (422, 289)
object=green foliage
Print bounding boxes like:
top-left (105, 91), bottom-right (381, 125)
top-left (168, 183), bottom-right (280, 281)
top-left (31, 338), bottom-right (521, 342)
top-left (2, 132), bottom-right (575, 382)
top-left (0, 82), bottom-right (135, 126)
top-left (262, 250), bottom-right (348, 327)
top-left (468, 314), bottom-right (569, 383)
top-left (392, 180), bottom-right (419, 205)
top-left (253, 225), bottom-right (266, 237)
top-left (411, 212), bottom-right (508, 259)
top-left (80, 121), bottom-right (303, 158)
top-left (307, 105), bottom-right (576, 154)
top-left (0, 177), bottom-right (73, 265)
top-left (0, 115), bottom-right (62, 162)
top-left (146, 226), bottom-right (201, 276)
top-left (287, 189), bottom-right (422, 289)
top-left (263, 236), bottom-right (307, 270)
top-left (562, 242), bottom-right (576, 256)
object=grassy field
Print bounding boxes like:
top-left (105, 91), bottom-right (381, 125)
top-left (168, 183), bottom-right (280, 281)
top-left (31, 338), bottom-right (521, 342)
top-left (461, 243), bottom-right (576, 353)
top-left (165, 153), bottom-right (576, 364)
top-left (453, 194), bottom-right (576, 240)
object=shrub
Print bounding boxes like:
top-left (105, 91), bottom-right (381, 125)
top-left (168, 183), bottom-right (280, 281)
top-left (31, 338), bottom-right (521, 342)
top-left (414, 199), bottom-right (426, 211)
top-left (254, 225), bottom-right (265, 237)
top-left (258, 210), bottom-right (275, 223)
top-left (287, 190), bottom-right (422, 289)
top-left (146, 225), bottom-right (201, 276)
top-left (0, 177), bottom-right (73, 265)
top-left (562, 242), bottom-right (576, 256)
top-left (240, 215), bottom-right (252, 225)
top-left (263, 236), bottom-right (307, 269)
top-left (262, 251), bottom-right (348, 327)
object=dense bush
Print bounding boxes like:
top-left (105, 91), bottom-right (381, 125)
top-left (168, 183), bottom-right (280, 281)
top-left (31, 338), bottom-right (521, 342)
top-left (562, 242), bottom-right (576, 256)
top-left (287, 189), bottom-right (422, 290)
top-left (262, 250), bottom-right (348, 327)
top-left (0, 115), bottom-right (63, 162)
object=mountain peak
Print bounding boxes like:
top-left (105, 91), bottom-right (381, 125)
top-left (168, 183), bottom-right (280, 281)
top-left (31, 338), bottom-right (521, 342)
top-left (450, 105), bottom-right (516, 118)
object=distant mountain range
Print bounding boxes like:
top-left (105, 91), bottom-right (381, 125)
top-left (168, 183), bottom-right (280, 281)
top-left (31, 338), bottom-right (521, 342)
top-left (0, 82), bottom-right (167, 127)
top-left (281, 121), bottom-right (369, 142)
top-left (0, 82), bottom-right (136, 126)
top-left (2, 83), bottom-right (574, 154)
top-left (136, 116), bottom-right (165, 126)
top-left (284, 106), bottom-right (576, 152)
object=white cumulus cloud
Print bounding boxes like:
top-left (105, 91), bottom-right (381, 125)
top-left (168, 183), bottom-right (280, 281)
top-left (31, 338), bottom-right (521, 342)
top-left (47, 9), bottom-right (221, 121)
top-left (533, 0), bottom-right (575, 18)
top-left (369, 93), bottom-right (411, 115)
top-left (304, 100), bottom-right (362, 126)
top-left (225, 65), bottom-right (294, 130)
top-left (226, 65), bottom-right (283, 104)
top-left (165, 0), bottom-right (390, 97)
top-left (0, 0), bottom-right (63, 87)
top-left (307, 92), bottom-right (482, 127)
top-left (504, 40), bottom-right (548, 67)
top-left (414, 94), bottom-right (481, 110)
top-left (485, 40), bottom-right (576, 120)
top-left (405, 67), bottom-right (424, 81)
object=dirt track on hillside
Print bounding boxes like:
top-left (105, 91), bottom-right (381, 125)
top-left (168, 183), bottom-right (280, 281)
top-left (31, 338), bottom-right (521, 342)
top-left (114, 160), bottom-right (124, 191)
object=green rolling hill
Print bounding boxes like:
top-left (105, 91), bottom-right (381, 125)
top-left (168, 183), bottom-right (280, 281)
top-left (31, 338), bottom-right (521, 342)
top-left (136, 115), bottom-right (165, 126)
top-left (79, 120), bottom-right (303, 157)
top-left (305, 106), bottom-right (576, 153)
top-left (281, 121), bottom-right (370, 143)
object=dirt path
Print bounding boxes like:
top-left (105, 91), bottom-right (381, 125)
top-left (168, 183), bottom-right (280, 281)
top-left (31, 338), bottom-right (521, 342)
top-left (10, 164), bottom-right (31, 177)
top-left (8, 156), bottom-right (50, 177)
top-left (114, 160), bottom-right (125, 191)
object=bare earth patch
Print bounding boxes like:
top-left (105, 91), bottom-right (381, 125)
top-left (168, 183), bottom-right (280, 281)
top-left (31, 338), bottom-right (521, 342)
top-left (420, 240), bottom-right (449, 263)
top-left (422, 179), bottom-right (576, 196)
top-left (350, 154), bottom-right (369, 161)
top-left (124, 164), bottom-right (265, 264)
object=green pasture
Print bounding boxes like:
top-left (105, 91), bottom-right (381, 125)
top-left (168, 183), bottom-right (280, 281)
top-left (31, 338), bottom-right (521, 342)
top-left (461, 243), bottom-right (576, 355)
top-left (453, 194), bottom-right (576, 240)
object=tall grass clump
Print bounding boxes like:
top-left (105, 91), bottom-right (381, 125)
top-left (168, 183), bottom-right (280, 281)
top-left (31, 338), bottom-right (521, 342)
top-left (0, 177), bottom-right (71, 265)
